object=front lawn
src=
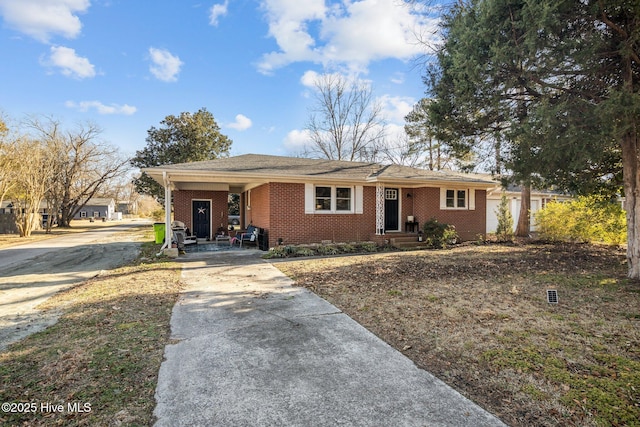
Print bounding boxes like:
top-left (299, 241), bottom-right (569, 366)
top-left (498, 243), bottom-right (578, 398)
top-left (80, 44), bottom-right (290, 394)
top-left (275, 243), bottom-right (640, 427)
top-left (0, 241), bottom-right (183, 426)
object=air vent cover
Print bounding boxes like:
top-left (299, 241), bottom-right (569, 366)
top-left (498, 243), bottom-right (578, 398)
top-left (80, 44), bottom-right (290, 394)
top-left (547, 289), bottom-right (559, 304)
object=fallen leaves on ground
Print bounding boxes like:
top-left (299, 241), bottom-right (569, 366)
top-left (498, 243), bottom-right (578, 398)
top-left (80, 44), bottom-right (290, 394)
top-left (276, 242), bottom-right (640, 427)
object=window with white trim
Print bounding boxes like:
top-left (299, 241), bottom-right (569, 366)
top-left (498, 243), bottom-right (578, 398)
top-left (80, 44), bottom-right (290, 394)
top-left (315, 186), bottom-right (332, 211)
top-left (441, 188), bottom-right (474, 210)
top-left (336, 187), bottom-right (352, 211)
top-left (305, 184), bottom-right (363, 214)
top-left (445, 189), bottom-right (467, 208)
top-left (385, 188), bottom-right (398, 200)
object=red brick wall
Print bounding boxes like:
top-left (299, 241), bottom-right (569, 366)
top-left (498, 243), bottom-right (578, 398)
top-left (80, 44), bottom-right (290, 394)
top-left (412, 187), bottom-right (486, 240)
top-left (174, 184), bottom-right (486, 244)
top-left (246, 183), bottom-right (378, 245)
top-left (173, 190), bottom-right (229, 238)
top-left (244, 184), bottom-right (271, 230)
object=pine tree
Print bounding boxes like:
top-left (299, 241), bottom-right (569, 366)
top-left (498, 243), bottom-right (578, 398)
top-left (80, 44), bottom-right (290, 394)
top-left (495, 193), bottom-right (514, 242)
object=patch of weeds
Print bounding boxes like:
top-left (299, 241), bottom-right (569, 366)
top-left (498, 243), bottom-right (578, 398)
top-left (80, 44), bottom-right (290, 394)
top-left (547, 312), bottom-right (565, 321)
top-left (387, 289), bottom-right (403, 297)
top-left (521, 384), bottom-right (549, 401)
top-left (296, 247), bottom-right (316, 257)
top-left (546, 339), bottom-right (562, 350)
top-left (264, 241), bottom-right (381, 258)
top-left (317, 245), bottom-right (340, 256)
top-left (537, 272), bottom-right (623, 290)
top-left (359, 242), bottom-right (379, 252)
top-left (339, 243), bottom-right (357, 253)
top-left (481, 346), bottom-right (547, 372)
top-left (493, 348), bottom-right (640, 426)
top-left (546, 353), bottom-right (640, 427)
top-left (263, 245), bottom-right (296, 258)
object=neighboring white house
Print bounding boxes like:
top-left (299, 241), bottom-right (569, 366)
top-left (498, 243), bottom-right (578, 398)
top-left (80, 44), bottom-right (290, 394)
top-left (486, 184), bottom-right (572, 233)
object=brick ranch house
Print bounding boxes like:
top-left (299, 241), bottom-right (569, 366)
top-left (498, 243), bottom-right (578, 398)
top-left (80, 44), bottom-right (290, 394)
top-left (143, 154), bottom-right (496, 250)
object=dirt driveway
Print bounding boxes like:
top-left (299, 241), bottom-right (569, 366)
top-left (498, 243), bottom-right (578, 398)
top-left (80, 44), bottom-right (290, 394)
top-left (0, 220), bottom-right (150, 351)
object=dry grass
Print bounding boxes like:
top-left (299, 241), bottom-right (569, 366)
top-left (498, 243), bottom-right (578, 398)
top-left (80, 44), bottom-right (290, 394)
top-left (275, 242), bottom-right (640, 427)
top-left (0, 241), bottom-right (183, 426)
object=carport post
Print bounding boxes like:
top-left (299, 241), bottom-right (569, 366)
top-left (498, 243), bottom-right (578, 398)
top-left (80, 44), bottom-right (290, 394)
top-left (162, 172), bottom-right (172, 250)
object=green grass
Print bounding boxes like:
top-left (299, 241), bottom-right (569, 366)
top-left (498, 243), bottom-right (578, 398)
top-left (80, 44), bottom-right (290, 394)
top-left (481, 334), bottom-right (640, 426)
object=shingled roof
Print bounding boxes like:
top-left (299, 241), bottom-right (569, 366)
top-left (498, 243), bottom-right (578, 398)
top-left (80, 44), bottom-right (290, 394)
top-left (145, 154), bottom-right (495, 186)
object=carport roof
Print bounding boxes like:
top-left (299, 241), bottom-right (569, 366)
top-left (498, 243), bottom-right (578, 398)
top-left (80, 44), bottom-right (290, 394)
top-left (143, 154), bottom-right (497, 192)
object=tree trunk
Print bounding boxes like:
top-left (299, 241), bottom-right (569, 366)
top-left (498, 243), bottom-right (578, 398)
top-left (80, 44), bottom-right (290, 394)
top-left (620, 51), bottom-right (640, 279)
top-left (515, 184), bottom-right (531, 237)
top-left (621, 130), bottom-right (640, 279)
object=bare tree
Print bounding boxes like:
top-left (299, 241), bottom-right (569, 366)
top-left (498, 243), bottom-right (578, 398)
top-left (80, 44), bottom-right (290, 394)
top-left (27, 117), bottom-right (130, 228)
top-left (0, 119), bottom-right (18, 209)
top-left (377, 133), bottom-right (426, 168)
top-left (305, 73), bottom-right (386, 161)
top-left (11, 137), bottom-right (56, 236)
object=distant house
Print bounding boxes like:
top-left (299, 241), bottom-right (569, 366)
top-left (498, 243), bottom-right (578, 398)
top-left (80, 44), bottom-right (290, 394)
top-left (143, 154), bottom-right (497, 248)
top-left (0, 200), bottom-right (57, 233)
top-left (74, 198), bottom-right (116, 220)
top-left (118, 200), bottom-right (138, 215)
top-left (486, 184), bottom-right (572, 233)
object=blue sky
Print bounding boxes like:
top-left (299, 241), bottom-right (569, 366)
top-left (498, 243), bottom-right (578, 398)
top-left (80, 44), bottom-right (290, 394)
top-left (0, 0), bottom-right (441, 159)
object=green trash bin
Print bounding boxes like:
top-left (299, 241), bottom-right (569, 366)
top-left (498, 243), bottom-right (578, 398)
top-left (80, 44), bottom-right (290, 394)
top-left (153, 222), bottom-right (166, 244)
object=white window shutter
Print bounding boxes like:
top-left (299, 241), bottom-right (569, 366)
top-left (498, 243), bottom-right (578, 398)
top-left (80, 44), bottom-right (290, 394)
top-left (469, 189), bottom-right (476, 210)
top-left (355, 186), bottom-right (363, 214)
top-left (305, 183), bottom-right (315, 214)
top-left (440, 188), bottom-right (447, 209)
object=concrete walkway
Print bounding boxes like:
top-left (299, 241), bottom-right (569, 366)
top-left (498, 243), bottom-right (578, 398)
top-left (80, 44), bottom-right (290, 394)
top-left (153, 251), bottom-right (507, 427)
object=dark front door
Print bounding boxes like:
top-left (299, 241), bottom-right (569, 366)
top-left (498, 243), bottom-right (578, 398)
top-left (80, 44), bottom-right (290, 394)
top-left (384, 188), bottom-right (399, 231)
top-left (192, 200), bottom-right (211, 239)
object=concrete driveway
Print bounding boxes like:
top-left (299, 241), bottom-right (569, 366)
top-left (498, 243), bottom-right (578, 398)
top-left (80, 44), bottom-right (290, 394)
top-left (154, 251), bottom-right (507, 427)
top-left (0, 220), bottom-right (150, 351)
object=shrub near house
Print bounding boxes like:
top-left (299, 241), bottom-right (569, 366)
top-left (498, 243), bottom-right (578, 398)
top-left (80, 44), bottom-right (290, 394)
top-left (535, 196), bottom-right (626, 245)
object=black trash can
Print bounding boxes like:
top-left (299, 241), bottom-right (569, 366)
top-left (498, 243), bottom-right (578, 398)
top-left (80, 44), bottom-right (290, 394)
top-left (257, 228), bottom-right (269, 251)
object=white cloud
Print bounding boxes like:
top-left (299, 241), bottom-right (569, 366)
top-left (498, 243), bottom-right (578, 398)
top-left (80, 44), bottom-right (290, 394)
top-left (227, 114), bottom-right (252, 131)
top-left (300, 70), bottom-right (319, 88)
top-left (257, 0), bottom-right (326, 74)
top-left (257, 0), bottom-right (439, 74)
top-left (378, 94), bottom-right (415, 123)
top-left (148, 47), bottom-right (183, 82)
top-left (209, 0), bottom-right (228, 26)
top-left (390, 72), bottom-right (405, 85)
top-left (0, 0), bottom-right (90, 43)
top-left (283, 128), bottom-right (312, 152)
top-left (44, 45), bottom-right (95, 79)
top-left (65, 100), bottom-right (137, 115)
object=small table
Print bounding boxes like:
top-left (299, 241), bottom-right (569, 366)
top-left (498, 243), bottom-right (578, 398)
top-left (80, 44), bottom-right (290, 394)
top-left (215, 235), bottom-right (230, 246)
top-left (405, 221), bottom-right (419, 233)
